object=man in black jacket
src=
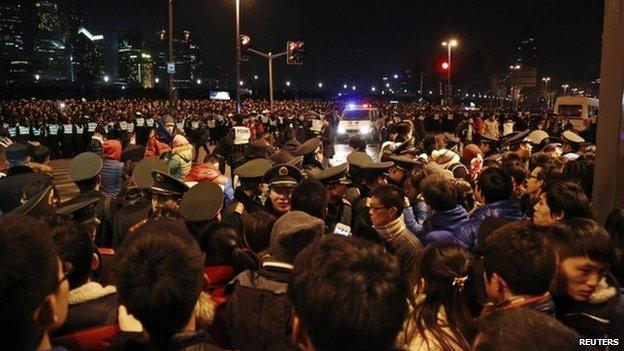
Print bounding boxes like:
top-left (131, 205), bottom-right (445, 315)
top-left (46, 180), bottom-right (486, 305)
top-left (0, 143), bottom-right (54, 213)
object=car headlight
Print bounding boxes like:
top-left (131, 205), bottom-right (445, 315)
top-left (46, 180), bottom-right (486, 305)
top-left (337, 126), bottom-right (346, 134)
top-left (360, 126), bottom-right (370, 134)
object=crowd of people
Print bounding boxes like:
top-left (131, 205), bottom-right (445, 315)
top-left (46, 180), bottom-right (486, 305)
top-left (0, 97), bottom-right (622, 351)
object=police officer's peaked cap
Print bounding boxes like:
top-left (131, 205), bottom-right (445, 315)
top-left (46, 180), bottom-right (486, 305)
top-left (68, 152), bottom-right (103, 182)
top-left (562, 130), bottom-right (585, 144)
top-left (10, 185), bottom-right (55, 218)
top-left (57, 196), bottom-right (100, 225)
top-left (294, 137), bottom-right (321, 156)
top-left (346, 151), bottom-right (374, 168)
top-left (389, 155), bottom-right (423, 172)
top-left (313, 163), bottom-right (351, 185)
top-left (149, 170), bottom-right (189, 196)
top-left (526, 130), bottom-right (549, 145)
top-left (180, 182), bottom-right (224, 222)
top-left (263, 164), bottom-right (303, 187)
top-left (132, 158), bottom-right (169, 189)
top-left (234, 158), bottom-right (274, 179)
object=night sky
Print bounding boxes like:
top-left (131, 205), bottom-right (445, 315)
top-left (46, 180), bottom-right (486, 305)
top-left (78, 0), bottom-right (604, 90)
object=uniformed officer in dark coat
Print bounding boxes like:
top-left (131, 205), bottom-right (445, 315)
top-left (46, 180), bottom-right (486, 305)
top-left (344, 151), bottom-right (374, 205)
top-left (262, 164), bottom-right (303, 218)
top-left (63, 152), bottom-right (109, 246)
top-left (222, 158), bottom-right (273, 233)
top-left (386, 155), bottom-right (423, 187)
top-left (312, 163), bottom-right (352, 230)
top-left (0, 143), bottom-right (55, 213)
top-left (61, 119), bottom-right (76, 158)
top-left (561, 130), bottom-right (585, 160)
top-left (110, 158), bottom-right (169, 247)
top-left (351, 160), bottom-right (394, 227)
top-left (294, 137), bottom-right (324, 175)
top-left (180, 182), bottom-right (224, 239)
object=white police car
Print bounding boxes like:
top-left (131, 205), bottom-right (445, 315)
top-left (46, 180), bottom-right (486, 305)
top-left (336, 103), bottom-right (381, 143)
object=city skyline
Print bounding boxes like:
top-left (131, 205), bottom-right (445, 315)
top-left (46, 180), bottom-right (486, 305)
top-left (1, 0), bottom-right (605, 92)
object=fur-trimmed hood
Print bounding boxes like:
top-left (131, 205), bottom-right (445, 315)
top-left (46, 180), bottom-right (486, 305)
top-left (68, 281), bottom-right (116, 306)
top-left (588, 277), bottom-right (618, 305)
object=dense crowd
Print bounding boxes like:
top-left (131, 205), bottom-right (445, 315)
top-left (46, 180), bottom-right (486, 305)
top-left (0, 97), bottom-right (622, 351)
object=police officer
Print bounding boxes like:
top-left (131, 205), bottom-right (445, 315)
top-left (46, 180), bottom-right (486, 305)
top-left (222, 158), bottom-right (273, 228)
top-left (386, 155), bottom-right (423, 187)
top-left (351, 160), bottom-right (394, 223)
top-left (9, 184), bottom-right (56, 218)
top-left (46, 119), bottom-right (61, 158)
top-left (345, 151), bottom-right (374, 205)
top-left (110, 158), bottom-right (170, 247)
top-left (561, 130), bottom-right (585, 160)
top-left (180, 182), bottom-right (224, 237)
top-left (295, 137), bottom-right (324, 175)
top-left (146, 169), bottom-right (190, 222)
top-left (262, 164), bottom-right (303, 217)
top-left (312, 163), bottom-right (352, 229)
top-left (61, 118), bottom-right (75, 158)
top-left (64, 152), bottom-right (109, 245)
top-left (74, 118), bottom-right (86, 154)
top-left (57, 197), bottom-right (101, 240)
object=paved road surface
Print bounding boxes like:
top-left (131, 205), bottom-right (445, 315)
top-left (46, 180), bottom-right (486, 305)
top-left (51, 143), bottom-right (380, 202)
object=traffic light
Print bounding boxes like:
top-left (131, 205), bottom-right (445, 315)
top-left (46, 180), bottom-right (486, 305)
top-left (240, 34), bottom-right (251, 62)
top-left (286, 40), bottom-right (304, 65)
top-left (441, 62), bottom-right (449, 70)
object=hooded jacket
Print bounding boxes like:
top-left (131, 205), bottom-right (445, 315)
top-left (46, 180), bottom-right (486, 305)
top-left (454, 199), bottom-right (522, 251)
top-left (167, 144), bottom-right (193, 180)
top-left (421, 205), bottom-right (470, 247)
top-left (101, 140), bottom-right (124, 197)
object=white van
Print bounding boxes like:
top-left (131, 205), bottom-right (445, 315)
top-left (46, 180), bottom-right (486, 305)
top-left (336, 104), bottom-right (381, 142)
top-left (554, 96), bottom-right (599, 132)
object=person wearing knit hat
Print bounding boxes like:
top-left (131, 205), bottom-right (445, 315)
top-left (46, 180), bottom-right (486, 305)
top-left (144, 115), bottom-right (175, 158)
top-left (165, 134), bottom-right (194, 180)
top-left (224, 210), bottom-right (324, 350)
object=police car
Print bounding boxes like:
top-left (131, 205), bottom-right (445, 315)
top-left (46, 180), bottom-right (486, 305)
top-left (336, 103), bottom-right (381, 143)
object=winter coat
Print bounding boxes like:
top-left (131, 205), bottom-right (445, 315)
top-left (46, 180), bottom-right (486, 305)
top-left (454, 199), bottom-right (522, 251)
top-left (320, 126), bottom-right (335, 158)
top-left (0, 166), bottom-right (54, 213)
top-left (374, 215), bottom-right (424, 287)
top-left (482, 292), bottom-right (556, 317)
top-left (224, 261), bottom-right (297, 351)
top-left (403, 199), bottom-right (429, 238)
top-left (53, 282), bottom-right (118, 337)
top-left (144, 135), bottom-right (171, 158)
top-left (166, 144), bottom-right (193, 180)
top-left (112, 330), bottom-right (223, 351)
top-left (421, 205), bottom-right (470, 247)
top-left (101, 159), bottom-right (124, 197)
top-left (554, 275), bottom-right (624, 345)
top-left (482, 119), bottom-right (499, 140)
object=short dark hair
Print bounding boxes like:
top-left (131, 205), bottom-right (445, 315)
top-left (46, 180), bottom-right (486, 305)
top-left (483, 221), bottom-right (555, 296)
top-left (420, 174), bottom-right (458, 212)
top-left (292, 179), bottom-right (328, 219)
top-left (47, 214), bottom-right (94, 289)
top-left (370, 184), bottom-right (405, 218)
top-left (30, 145), bottom-right (51, 164)
top-left (348, 134), bottom-right (368, 152)
top-left (115, 220), bottom-right (204, 346)
top-left (548, 218), bottom-right (617, 268)
top-left (243, 210), bottom-right (278, 253)
top-left (290, 235), bottom-right (408, 351)
top-left (501, 159), bottom-right (527, 186)
top-left (543, 181), bottom-right (592, 219)
top-left (474, 308), bottom-right (580, 351)
top-left (0, 215), bottom-right (59, 350)
top-left (477, 167), bottom-right (513, 203)
top-left (561, 158), bottom-right (594, 199)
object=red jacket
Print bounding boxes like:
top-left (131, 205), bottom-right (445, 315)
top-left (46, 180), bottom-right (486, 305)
top-left (144, 135), bottom-right (171, 158)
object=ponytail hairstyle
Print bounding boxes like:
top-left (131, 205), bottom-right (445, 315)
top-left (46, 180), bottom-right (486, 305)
top-left (404, 243), bottom-right (476, 351)
top-left (199, 222), bottom-right (258, 271)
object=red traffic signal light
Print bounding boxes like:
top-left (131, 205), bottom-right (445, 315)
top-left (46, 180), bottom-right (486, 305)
top-left (240, 34), bottom-right (251, 61)
top-left (286, 40), bottom-right (304, 65)
top-left (441, 62), bottom-right (449, 70)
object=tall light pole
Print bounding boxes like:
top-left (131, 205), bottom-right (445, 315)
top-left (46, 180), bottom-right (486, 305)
top-left (168, 0), bottom-right (175, 114)
top-left (562, 83), bottom-right (569, 95)
top-left (542, 77), bottom-right (551, 108)
top-left (441, 39), bottom-right (458, 105)
top-left (235, 0), bottom-right (242, 114)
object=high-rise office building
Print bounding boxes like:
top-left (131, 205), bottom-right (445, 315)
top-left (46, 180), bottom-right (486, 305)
top-left (0, 1), bottom-right (32, 86)
top-left (152, 29), bottom-right (203, 88)
top-left (33, 0), bottom-right (71, 82)
top-left (74, 26), bottom-right (104, 85)
top-left (117, 29), bottom-right (143, 86)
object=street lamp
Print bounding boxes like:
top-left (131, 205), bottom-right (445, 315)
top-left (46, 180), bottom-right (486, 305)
top-left (103, 75), bottom-right (109, 83)
top-left (371, 86), bottom-right (376, 92)
top-left (35, 74), bottom-right (40, 81)
top-left (318, 82), bottom-right (323, 88)
top-left (196, 79), bottom-right (202, 85)
top-left (542, 77), bottom-right (551, 108)
top-left (286, 81), bottom-right (291, 87)
top-left (441, 38), bottom-right (458, 105)
top-left (352, 85), bottom-right (356, 91)
top-left (343, 84), bottom-right (347, 89)
top-left (393, 74), bottom-right (399, 79)
top-left (385, 83), bottom-right (390, 88)
top-left (562, 84), bottom-right (569, 94)
top-left (235, 0), bottom-right (242, 113)
top-left (154, 77), bottom-right (160, 84)
top-left (254, 75), bottom-right (258, 80)
top-left (239, 80), bottom-right (244, 86)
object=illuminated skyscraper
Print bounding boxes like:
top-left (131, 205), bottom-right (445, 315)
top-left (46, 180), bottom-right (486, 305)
top-left (33, 0), bottom-right (71, 82)
top-left (74, 26), bottom-right (104, 85)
